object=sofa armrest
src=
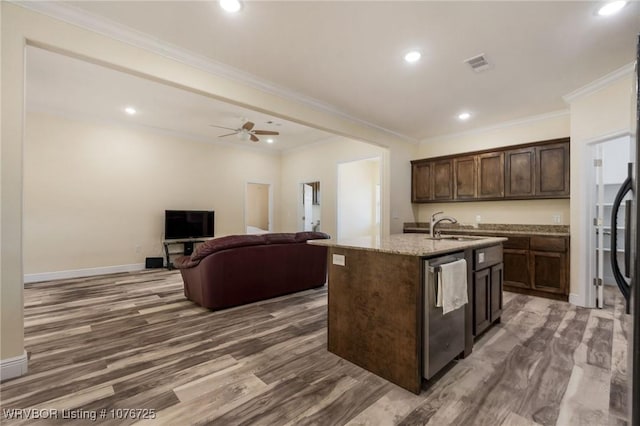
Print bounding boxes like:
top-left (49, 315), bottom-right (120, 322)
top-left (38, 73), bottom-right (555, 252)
top-left (173, 255), bottom-right (198, 269)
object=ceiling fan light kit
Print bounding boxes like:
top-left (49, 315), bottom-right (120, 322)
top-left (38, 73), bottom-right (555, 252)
top-left (210, 120), bottom-right (279, 143)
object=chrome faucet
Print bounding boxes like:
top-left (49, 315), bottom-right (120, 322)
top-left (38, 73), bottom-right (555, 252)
top-left (430, 211), bottom-right (458, 239)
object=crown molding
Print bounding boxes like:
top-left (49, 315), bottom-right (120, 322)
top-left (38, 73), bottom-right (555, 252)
top-left (12, 1), bottom-right (417, 145)
top-left (562, 62), bottom-right (635, 103)
top-left (420, 109), bottom-right (570, 145)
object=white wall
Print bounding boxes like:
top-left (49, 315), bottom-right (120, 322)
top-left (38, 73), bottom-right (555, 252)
top-left (24, 111), bottom-right (281, 274)
top-left (602, 135), bottom-right (632, 184)
top-left (337, 158), bottom-right (380, 239)
top-left (416, 112), bottom-right (571, 225)
top-left (280, 137), bottom-right (387, 239)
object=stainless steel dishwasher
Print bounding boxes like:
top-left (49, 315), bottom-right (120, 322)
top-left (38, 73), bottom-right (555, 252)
top-left (423, 251), bottom-right (466, 380)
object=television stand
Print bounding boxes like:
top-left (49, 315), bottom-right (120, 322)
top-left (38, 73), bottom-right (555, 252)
top-left (163, 238), bottom-right (210, 269)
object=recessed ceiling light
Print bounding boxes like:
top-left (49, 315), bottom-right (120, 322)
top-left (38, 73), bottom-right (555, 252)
top-left (124, 107), bottom-right (137, 115)
top-left (265, 138), bottom-right (274, 144)
top-left (597, 1), bottom-right (627, 16)
top-left (404, 51), bottom-right (421, 64)
top-left (219, 0), bottom-right (242, 13)
top-left (458, 112), bottom-right (471, 121)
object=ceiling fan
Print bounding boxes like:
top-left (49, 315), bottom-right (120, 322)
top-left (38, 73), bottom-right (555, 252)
top-left (210, 120), bottom-right (279, 142)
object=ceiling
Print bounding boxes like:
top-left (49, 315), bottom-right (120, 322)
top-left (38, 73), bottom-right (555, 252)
top-left (24, 1), bottom-right (640, 144)
top-left (26, 47), bottom-right (336, 152)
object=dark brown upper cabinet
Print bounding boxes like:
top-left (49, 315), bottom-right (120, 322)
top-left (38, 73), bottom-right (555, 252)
top-left (535, 142), bottom-right (570, 197)
top-left (504, 147), bottom-right (536, 198)
top-left (411, 138), bottom-right (569, 203)
top-left (454, 156), bottom-right (477, 200)
top-left (432, 159), bottom-right (453, 201)
top-left (411, 161), bottom-right (432, 202)
top-left (477, 152), bottom-right (504, 199)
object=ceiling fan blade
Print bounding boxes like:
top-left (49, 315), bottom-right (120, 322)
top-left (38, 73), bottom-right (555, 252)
top-left (250, 134), bottom-right (259, 142)
top-left (242, 121), bottom-right (255, 131)
top-left (217, 132), bottom-right (238, 138)
top-left (252, 130), bottom-right (280, 135)
top-left (209, 124), bottom-right (237, 131)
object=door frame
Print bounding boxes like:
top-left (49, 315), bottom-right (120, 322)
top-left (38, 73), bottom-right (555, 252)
top-left (297, 179), bottom-right (322, 232)
top-left (584, 130), bottom-right (632, 308)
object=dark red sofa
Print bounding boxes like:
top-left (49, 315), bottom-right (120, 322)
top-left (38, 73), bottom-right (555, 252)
top-left (173, 232), bottom-right (329, 310)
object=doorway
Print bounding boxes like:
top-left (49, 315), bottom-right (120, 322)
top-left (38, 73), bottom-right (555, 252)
top-left (299, 181), bottom-right (321, 232)
top-left (245, 183), bottom-right (271, 234)
top-left (337, 157), bottom-right (381, 239)
top-left (589, 135), bottom-right (632, 308)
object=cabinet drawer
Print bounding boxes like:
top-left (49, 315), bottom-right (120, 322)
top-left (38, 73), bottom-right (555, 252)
top-left (474, 245), bottom-right (503, 270)
top-left (503, 236), bottom-right (529, 250)
top-left (530, 236), bottom-right (566, 252)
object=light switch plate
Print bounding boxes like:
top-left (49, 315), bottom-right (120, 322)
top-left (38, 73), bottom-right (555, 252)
top-left (332, 254), bottom-right (346, 266)
top-left (478, 252), bottom-right (485, 263)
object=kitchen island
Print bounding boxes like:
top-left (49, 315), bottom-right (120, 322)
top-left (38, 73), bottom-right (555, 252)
top-left (309, 233), bottom-right (507, 394)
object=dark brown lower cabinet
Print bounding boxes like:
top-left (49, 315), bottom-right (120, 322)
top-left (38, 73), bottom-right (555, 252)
top-left (503, 249), bottom-right (530, 289)
top-left (503, 235), bottom-right (569, 300)
top-left (472, 245), bottom-right (503, 337)
top-left (473, 263), bottom-right (504, 337)
top-left (490, 263), bottom-right (504, 321)
top-left (530, 250), bottom-right (567, 294)
top-left (473, 268), bottom-right (491, 336)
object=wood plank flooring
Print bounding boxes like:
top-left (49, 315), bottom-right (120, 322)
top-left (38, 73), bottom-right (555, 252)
top-left (0, 270), bottom-right (630, 425)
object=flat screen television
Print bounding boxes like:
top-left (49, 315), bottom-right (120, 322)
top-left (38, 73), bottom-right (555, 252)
top-left (165, 210), bottom-right (215, 240)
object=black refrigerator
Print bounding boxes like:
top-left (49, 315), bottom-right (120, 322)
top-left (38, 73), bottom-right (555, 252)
top-left (632, 34), bottom-right (639, 426)
top-left (611, 34), bottom-right (639, 425)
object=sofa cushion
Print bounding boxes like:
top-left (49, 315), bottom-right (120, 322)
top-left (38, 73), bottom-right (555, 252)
top-left (295, 231), bottom-right (331, 242)
top-left (190, 234), bottom-right (266, 262)
top-left (263, 233), bottom-right (297, 244)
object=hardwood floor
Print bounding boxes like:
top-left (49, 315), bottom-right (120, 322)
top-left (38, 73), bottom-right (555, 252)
top-left (0, 270), bottom-right (630, 425)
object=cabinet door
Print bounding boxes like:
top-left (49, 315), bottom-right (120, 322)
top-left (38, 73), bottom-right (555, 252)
top-left (530, 250), bottom-right (567, 294)
top-left (477, 152), bottom-right (504, 199)
top-left (505, 147), bottom-right (535, 198)
top-left (490, 263), bottom-right (503, 322)
top-left (433, 159), bottom-right (453, 201)
top-left (473, 268), bottom-right (491, 336)
top-left (411, 162), bottom-right (432, 202)
top-left (454, 156), bottom-right (477, 200)
top-left (536, 142), bottom-right (570, 197)
top-left (503, 248), bottom-right (530, 289)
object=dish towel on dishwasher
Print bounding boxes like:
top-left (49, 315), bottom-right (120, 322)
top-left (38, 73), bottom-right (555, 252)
top-left (436, 259), bottom-right (468, 315)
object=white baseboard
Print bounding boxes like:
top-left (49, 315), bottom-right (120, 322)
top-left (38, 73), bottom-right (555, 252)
top-left (569, 292), bottom-right (588, 307)
top-left (1, 351), bottom-right (28, 381)
top-left (24, 263), bottom-right (145, 284)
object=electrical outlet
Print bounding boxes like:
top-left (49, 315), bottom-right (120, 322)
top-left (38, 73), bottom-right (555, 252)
top-left (332, 254), bottom-right (345, 266)
top-left (135, 245), bottom-right (142, 254)
top-left (475, 215), bottom-right (481, 223)
top-left (552, 214), bottom-right (561, 224)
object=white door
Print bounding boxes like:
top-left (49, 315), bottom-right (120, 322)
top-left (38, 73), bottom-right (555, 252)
top-left (303, 184), bottom-right (313, 231)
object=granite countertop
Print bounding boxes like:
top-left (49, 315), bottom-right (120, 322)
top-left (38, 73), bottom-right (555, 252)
top-left (308, 233), bottom-right (507, 257)
top-left (403, 223), bottom-right (570, 237)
